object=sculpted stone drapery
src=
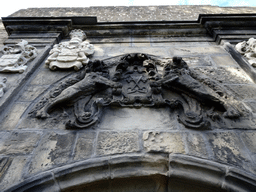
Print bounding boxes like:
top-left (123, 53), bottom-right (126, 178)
top-left (45, 29), bottom-right (94, 71)
top-left (0, 77), bottom-right (7, 98)
top-left (235, 38), bottom-right (256, 67)
top-left (0, 40), bottom-right (37, 73)
top-left (31, 53), bottom-right (244, 130)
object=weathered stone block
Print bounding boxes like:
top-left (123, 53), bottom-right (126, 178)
top-left (28, 131), bottom-right (76, 174)
top-left (29, 69), bottom-right (71, 86)
top-left (96, 131), bottom-right (140, 156)
top-left (194, 66), bottom-right (253, 84)
top-left (0, 156), bottom-right (27, 191)
top-left (171, 46), bottom-right (225, 56)
top-left (211, 55), bottom-right (239, 67)
top-left (143, 132), bottom-right (185, 154)
top-left (18, 85), bottom-right (48, 102)
top-left (74, 132), bottom-right (96, 161)
top-left (226, 84), bottom-right (256, 100)
top-left (0, 102), bottom-right (30, 130)
top-left (110, 154), bottom-right (168, 179)
top-left (18, 111), bottom-right (70, 130)
top-left (0, 131), bottom-right (42, 155)
top-left (185, 132), bottom-right (208, 158)
top-left (206, 132), bottom-right (252, 170)
top-left (182, 56), bottom-right (212, 67)
top-left (241, 131), bottom-right (256, 162)
top-left (99, 107), bottom-right (177, 130)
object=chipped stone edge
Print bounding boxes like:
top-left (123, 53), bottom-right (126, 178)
top-left (4, 154), bottom-right (256, 192)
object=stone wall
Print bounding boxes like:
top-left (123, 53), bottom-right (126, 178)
top-left (1, 7), bottom-right (256, 192)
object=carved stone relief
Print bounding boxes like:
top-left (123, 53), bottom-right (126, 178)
top-left (45, 29), bottom-right (94, 71)
top-left (0, 40), bottom-right (38, 73)
top-left (236, 38), bottom-right (256, 67)
top-left (0, 77), bottom-right (7, 98)
top-left (30, 53), bottom-right (247, 130)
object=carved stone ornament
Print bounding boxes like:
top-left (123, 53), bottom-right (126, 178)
top-left (45, 29), bottom-right (94, 71)
top-left (30, 53), bottom-right (246, 130)
top-left (0, 77), bottom-right (7, 98)
top-left (0, 40), bottom-right (38, 73)
top-left (235, 38), bottom-right (256, 67)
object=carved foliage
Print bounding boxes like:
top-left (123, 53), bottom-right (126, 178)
top-left (31, 53), bottom-right (244, 130)
top-left (0, 40), bottom-right (37, 73)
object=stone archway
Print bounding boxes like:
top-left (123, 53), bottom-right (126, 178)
top-left (5, 154), bottom-right (256, 192)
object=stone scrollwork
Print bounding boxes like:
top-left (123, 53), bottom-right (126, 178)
top-left (45, 29), bottom-right (94, 71)
top-left (235, 38), bottom-right (256, 67)
top-left (0, 40), bottom-right (38, 73)
top-left (0, 77), bottom-right (7, 98)
top-left (30, 53), bottom-right (244, 130)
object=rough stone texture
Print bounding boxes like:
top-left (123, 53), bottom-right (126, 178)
top-left (143, 132), bottom-right (185, 154)
top-left (17, 85), bottom-right (48, 102)
top-left (226, 84), bottom-right (256, 100)
top-left (9, 6), bottom-right (256, 22)
top-left (0, 156), bottom-right (27, 191)
top-left (0, 102), bottom-right (30, 130)
top-left (185, 132), bottom-right (208, 158)
top-left (99, 107), bottom-right (177, 130)
top-left (73, 132), bottom-right (96, 161)
top-left (28, 131), bottom-right (76, 174)
top-left (96, 132), bottom-right (140, 155)
top-left (0, 131), bottom-right (42, 155)
top-left (29, 68), bottom-right (72, 86)
top-left (194, 66), bottom-right (253, 84)
top-left (241, 131), bottom-right (256, 162)
top-left (206, 132), bottom-right (253, 171)
top-left (211, 55), bottom-right (239, 67)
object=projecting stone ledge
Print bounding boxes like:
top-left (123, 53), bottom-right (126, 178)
top-left (9, 6), bottom-right (256, 22)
